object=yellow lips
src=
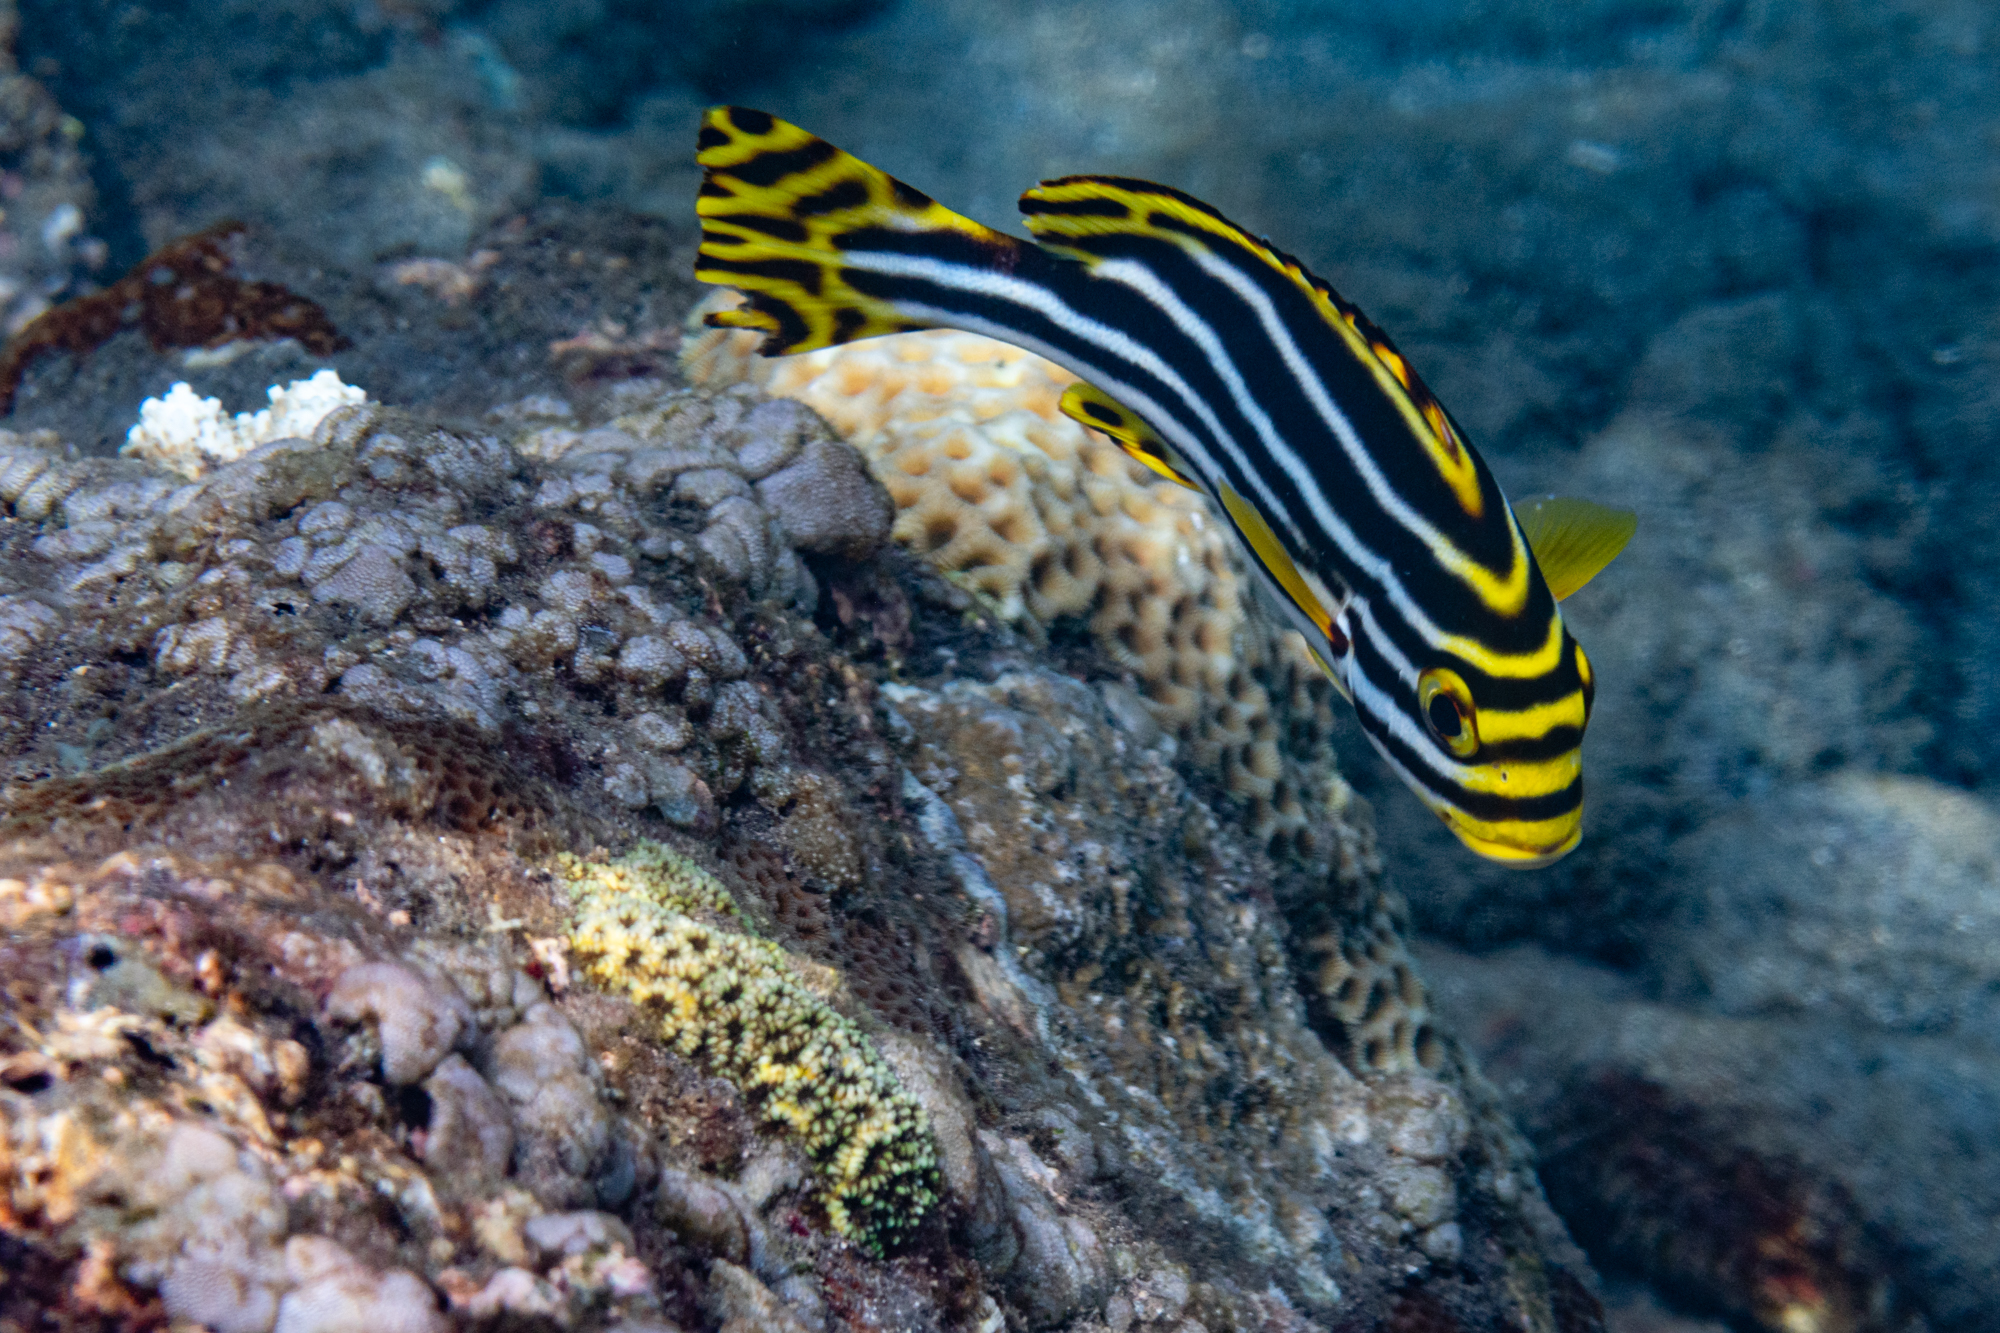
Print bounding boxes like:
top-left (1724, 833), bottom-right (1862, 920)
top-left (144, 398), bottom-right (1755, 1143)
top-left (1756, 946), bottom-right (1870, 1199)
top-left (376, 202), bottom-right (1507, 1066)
top-left (1435, 804), bottom-right (1582, 869)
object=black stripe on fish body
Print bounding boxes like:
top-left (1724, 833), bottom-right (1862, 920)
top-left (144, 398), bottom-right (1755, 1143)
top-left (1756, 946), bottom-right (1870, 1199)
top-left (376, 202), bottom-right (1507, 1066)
top-left (890, 177), bottom-right (937, 211)
top-left (1121, 217), bottom-right (1523, 578)
top-left (723, 214), bottom-right (812, 243)
top-left (1476, 725), bottom-right (1587, 765)
top-left (826, 223), bottom-right (1025, 271)
top-left (1456, 663), bottom-right (1582, 715)
top-left (824, 231), bottom-right (1234, 411)
top-left (835, 273), bottom-right (1178, 404)
top-left (793, 177), bottom-right (872, 217)
top-left (1075, 398), bottom-right (1122, 427)
top-left (1017, 194), bottom-right (1135, 221)
top-left (718, 293), bottom-right (814, 354)
top-left (1035, 175), bottom-right (1244, 232)
top-left (1383, 547), bottom-right (1565, 664)
top-left (726, 106), bottom-right (776, 136)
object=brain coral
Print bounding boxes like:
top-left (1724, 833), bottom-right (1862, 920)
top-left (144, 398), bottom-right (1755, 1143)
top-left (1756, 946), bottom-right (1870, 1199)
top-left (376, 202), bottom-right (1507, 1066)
top-left (1305, 888), bottom-right (1443, 1075)
top-left (683, 298), bottom-right (1342, 863)
top-left (560, 843), bottom-right (939, 1253)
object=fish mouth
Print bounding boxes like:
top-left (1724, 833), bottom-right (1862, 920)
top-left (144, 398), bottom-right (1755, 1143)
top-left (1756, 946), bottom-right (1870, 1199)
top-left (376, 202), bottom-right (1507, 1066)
top-left (1440, 813), bottom-right (1581, 869)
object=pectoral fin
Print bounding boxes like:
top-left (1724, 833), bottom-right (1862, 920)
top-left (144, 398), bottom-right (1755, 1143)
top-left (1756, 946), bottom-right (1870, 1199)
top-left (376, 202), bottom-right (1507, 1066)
top-left (1059, 382), bottom-right (1198, 489)
top-left (1514, 495), bottom-right (1637, 600)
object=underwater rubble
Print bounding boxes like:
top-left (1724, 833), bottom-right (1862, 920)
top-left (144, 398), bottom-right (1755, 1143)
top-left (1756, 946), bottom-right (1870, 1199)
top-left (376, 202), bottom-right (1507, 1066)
top-left (0, 8), bottom-right (98, 342)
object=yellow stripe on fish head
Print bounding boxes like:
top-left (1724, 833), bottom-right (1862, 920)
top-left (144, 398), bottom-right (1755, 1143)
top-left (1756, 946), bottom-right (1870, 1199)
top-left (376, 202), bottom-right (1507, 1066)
top-left (1434, 802), bottom-right (1583, 868)
top-left (1383, 617), bottom-right (1591, 866)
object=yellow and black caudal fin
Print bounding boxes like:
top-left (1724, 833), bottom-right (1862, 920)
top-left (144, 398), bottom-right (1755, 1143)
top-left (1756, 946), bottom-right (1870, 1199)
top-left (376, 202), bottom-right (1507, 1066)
top-left (1512, 495), bottom-right (1636, 600)
top-left (1058, 381), bottom-right (1198, 489)
top-left (695, 106), bottom-right (1025, 355)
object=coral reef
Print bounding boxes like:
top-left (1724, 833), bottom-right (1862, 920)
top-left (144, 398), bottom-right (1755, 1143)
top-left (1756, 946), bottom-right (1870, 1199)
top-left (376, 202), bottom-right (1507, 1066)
top-left (0, 346), bottom-right (1601, 1333)
top-left (883, 666), bottom-right (1579, 1316)
top-left (1302, 888), bottom-right (1442, 1076)
top-left (562, 843), bottom-right (939, 1253)
top-left (684, 308), bottom-right (1343, 865)
top-left (0, 851), bottom-right (665, 1333)
top-left (0, 221), bottom-right (346, 412)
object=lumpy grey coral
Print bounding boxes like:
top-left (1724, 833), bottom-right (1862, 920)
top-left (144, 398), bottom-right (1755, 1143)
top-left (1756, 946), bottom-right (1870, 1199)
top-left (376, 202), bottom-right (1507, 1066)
top-left (324, 960), bottom-right (474, 1085)
top-left (0, 357), bottom-right (1599, 1333)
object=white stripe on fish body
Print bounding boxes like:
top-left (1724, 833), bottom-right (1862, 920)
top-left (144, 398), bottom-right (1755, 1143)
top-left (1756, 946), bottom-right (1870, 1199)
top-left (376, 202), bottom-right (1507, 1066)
top-left (835, 248), bottom-right (1299, 528)
top-left (1184, 244), bottom-right (1533, 602)
top-left (836, 244), bottom-right (1483, 673)
top-left (1086, 258), bottom-right (1307, 529)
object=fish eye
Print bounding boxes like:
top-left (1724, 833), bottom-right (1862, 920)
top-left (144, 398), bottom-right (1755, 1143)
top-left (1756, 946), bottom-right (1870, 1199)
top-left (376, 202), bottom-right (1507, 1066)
top-left (1417, 667), bottom-right (1479, 758)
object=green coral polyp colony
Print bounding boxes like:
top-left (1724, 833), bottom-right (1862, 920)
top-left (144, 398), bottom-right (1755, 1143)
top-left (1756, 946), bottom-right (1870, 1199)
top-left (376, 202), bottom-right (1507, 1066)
top-left (560, 844), bottom-right (940, 1252)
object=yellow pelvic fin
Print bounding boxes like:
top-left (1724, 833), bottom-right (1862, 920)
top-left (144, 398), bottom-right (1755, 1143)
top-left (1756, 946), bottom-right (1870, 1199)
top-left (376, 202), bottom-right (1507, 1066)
top-left (695, 106), bottom-right (1019, 355)
top-left (1058, 382), bottom-right (1198, 489)
top-left (1214, 480), bottom-right (1336, 643)
top-left (1512, 495), bottom-right (1637, 600)
top-left (1302, 640), bottom-right (1352, 703)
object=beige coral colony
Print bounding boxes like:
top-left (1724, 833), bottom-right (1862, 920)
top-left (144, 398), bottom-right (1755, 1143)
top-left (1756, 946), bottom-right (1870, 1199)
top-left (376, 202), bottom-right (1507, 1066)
top-left (0, 239), bottom-right (1597, 1332)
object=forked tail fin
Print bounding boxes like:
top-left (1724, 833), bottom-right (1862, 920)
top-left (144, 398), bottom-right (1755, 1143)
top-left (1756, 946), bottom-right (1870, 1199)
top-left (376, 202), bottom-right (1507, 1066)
top-left (695, 106), bottom-right (1026, 355)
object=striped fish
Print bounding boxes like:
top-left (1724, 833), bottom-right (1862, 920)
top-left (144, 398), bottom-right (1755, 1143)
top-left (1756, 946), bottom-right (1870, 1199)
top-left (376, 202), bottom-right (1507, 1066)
top-left (693, 106), bottom-right (1634, 866)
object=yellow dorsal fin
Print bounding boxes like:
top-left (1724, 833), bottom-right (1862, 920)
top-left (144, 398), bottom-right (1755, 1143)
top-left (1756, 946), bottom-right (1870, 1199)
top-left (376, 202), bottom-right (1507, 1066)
top-left (1513, 495), bottom-right (1637, 600)
top-left (1059, 382), bottom-right (1197, 489)
top-left (1213, 480), bottom-right (1336, 643)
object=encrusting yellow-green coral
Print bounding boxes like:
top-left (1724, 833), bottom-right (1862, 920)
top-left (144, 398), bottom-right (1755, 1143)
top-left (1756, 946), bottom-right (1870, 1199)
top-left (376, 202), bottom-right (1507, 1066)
top-left (560, 843), bottom-right (939, 1252)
